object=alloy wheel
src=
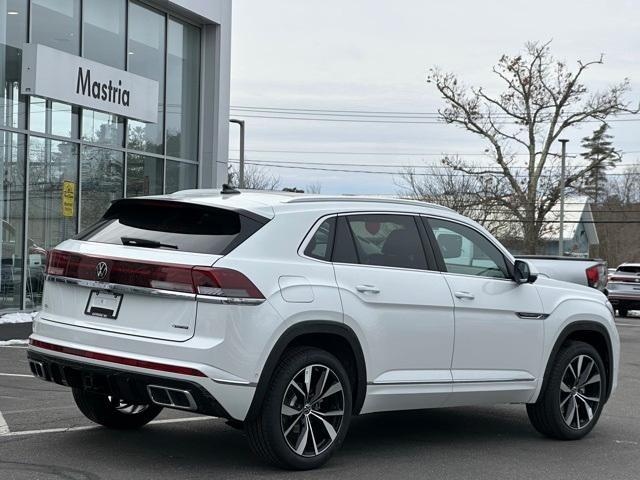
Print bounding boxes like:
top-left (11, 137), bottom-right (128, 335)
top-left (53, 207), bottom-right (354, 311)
top-left (280, 364), bottom-right (345, 457)
top-left (559, 354), bottom-right (602, 430)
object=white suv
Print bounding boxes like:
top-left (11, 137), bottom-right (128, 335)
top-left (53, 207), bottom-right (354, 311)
top-left (28, 190), bottom-right (620, 470)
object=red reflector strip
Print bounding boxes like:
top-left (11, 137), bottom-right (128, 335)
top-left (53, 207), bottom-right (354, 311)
top-left (29, 339), bottom-right (207, 377)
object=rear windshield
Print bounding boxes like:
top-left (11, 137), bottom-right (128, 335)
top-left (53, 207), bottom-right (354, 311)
top-left (76, 200), bottom-right (266, 255)
top-left (617, 266), bottom-right (640, 274)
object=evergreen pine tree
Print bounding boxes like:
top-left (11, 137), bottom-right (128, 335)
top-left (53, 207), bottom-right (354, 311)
top-left (579, 124), bottom-right (621, 204)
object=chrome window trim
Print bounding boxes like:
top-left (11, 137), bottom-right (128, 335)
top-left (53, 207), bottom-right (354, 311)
top-left (298, 209), bottom-right (518, 280)
top-left (299, 211), bottom-right (440, 273)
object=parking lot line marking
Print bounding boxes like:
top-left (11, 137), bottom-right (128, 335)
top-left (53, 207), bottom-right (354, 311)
top-left (0, 411), bottom-right (9, 435)
top-left (0, 416), bottom-right (217, 437)
top-left (0, 373), bottom-right (33, 378)
top-left (616, 323), bottom-right (640, 327)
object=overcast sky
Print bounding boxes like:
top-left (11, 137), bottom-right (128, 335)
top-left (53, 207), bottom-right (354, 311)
top-left (229, 0), bottom-right (640, 194)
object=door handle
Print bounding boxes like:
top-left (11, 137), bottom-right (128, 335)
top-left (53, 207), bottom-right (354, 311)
top-left (454, 291), bottom-right (475, 300)
top-left (356, 284), bottom-right (380, 294)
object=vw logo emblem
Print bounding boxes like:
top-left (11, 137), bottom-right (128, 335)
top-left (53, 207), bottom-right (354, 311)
top-left (96, 262), bottom-right (108, 280)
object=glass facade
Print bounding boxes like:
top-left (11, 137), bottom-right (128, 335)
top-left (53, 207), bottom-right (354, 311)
top-left (127, 2), bottom-right (165, 154)
top-left (0, 0), bottom-right (201, 311)
top-left (166, 18), bottom-right (200, 160)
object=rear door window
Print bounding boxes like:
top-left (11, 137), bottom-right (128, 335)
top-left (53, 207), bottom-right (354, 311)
top-left (339, 214), bottom-right (428, 270)
top-left (77, 200), bottom-right (266, 255)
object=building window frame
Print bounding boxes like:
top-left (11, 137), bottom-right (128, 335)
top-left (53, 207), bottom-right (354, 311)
top-left (2, 0), bottom-right (203, 311)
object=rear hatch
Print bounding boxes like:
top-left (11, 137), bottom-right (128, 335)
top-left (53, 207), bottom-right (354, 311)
top-left (41, 199), bottom-right (267, 342)
top-left (609, 265), bottom-right (640, 298)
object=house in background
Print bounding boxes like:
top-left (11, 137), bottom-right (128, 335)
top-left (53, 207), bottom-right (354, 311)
top-left (499, 197), bottom-right (599, 257)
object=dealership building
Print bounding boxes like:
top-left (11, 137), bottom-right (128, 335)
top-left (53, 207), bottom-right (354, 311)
top-left (0, 0), bottom-right (232, 311)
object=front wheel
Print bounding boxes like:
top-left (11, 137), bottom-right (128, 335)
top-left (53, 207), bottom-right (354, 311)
top-left (73, 388), bottom-right (163, 429)
top-left (245, 347), bottom-right (352, 470)
top-left (527, 341), bottom-right (606, 440)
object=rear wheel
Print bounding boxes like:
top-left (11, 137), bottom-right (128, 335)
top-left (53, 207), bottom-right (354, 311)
top-left (527, 341), bottom-right (605, 440)
top-left (245, 347), bottom-right (352, 470)
top-left (73, 388), bottom-right (163, 429)
top-left (618, 308), bottom-right (629, 318)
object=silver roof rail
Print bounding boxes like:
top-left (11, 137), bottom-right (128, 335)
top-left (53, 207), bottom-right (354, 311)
top-left (286, 196), bottom-right (455, 212)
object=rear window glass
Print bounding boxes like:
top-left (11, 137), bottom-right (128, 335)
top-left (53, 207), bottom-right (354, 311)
top-left (617, 266), bottom-right (640, 274)
top-left (76, 200), bottom-right (266, 255)
top-left (304, 217), bottom-right (336, 261)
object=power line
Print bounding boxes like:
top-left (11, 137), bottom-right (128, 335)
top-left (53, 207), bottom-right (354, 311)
top-left (229, 159), bottom-right (640, 177)
top-left (230, 105), bottom-right (640, 118)
top-left (229, 113), bottom-right (640, 125)
top-left (229, 157), bottom-right (640, 171)
top-left (229, 148), bottom-right (640, 158)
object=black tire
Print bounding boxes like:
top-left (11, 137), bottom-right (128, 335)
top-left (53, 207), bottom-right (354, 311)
top-left (245, 346), bottom-right (353, 470)
top-left (72, 388), bottom-right (163, 429)
top-left (527, 340), bottom-right (606, 440)
top-left (618, 308), bottom-right (629, 318)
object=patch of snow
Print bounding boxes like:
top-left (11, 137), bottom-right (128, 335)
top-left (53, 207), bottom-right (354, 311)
top-left (0, 339), bottom-right (28, 346)
top-left (0, 312), bottom-right (37, 324)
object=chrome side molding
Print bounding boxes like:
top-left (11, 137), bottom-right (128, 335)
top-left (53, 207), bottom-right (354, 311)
top-left (516, 312), bottom-right (549, 320)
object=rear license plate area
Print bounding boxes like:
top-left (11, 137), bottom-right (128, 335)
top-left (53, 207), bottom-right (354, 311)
top-left (84, 290), bottom-right (123, 319)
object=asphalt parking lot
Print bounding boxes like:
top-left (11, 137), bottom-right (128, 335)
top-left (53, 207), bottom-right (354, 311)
top-left (0, 316), bottom-right (638, 480)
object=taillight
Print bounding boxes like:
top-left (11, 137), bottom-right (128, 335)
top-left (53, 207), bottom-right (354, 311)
top-left (586, 265), bottom-right (600, 288)
top-left (192, 267), bottom-right (264, 299)
top-left (46, 250), bottom-right (70, 276)
top-left (46, 249), bottom-right (264, 300)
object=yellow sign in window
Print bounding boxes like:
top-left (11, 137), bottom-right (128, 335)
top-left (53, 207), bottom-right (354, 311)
top-left (62, 181), bottom-right (75, 217)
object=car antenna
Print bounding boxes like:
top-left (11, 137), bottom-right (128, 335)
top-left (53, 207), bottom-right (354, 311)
top-left (221, 184), bottom-right (241, 195)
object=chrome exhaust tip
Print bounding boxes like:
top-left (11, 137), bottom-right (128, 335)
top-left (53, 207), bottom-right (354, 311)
top-left (146, 385), bottom-right (197, 411)
top-left (29, 360), bottom-right (47, 380)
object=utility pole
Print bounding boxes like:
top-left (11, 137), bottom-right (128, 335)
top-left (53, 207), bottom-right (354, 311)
top-left (558, 139), bottom-right (569, 256)
top-left (229, 119), bottom-right (245, 188)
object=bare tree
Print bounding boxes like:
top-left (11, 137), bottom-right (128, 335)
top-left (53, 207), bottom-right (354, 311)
top-left (609, 164), bottom-right (640, 205)
top-left (428, 40), bottom-right (636, 253)
top-left (227, 164), bottom-right (280, 191)
top-left (305, 181), bottom-right (322, 194)
top-left (396, 161), bottom-right (511, 236)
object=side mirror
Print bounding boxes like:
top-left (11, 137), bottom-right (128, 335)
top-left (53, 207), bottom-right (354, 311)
top-left (513, 259), bottom-right (537, 284)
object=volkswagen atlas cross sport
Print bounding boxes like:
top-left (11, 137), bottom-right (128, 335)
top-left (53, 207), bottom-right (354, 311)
top-left (27, 190), bottom-right (620, 470)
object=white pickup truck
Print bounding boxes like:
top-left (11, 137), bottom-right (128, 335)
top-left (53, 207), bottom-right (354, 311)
top-left (516, 256), bottom-right (608, 292)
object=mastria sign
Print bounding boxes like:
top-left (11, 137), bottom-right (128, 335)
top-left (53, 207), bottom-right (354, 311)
top-left (21, 44), bottom-right (159, 124)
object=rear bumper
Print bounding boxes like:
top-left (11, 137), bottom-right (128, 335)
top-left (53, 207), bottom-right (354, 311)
top-left (27, 350), bottom-right (232, 418)
top-left (27, 335), bottom-right (257, 421)
top-left (607, 294), bottom-right (640, 309)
